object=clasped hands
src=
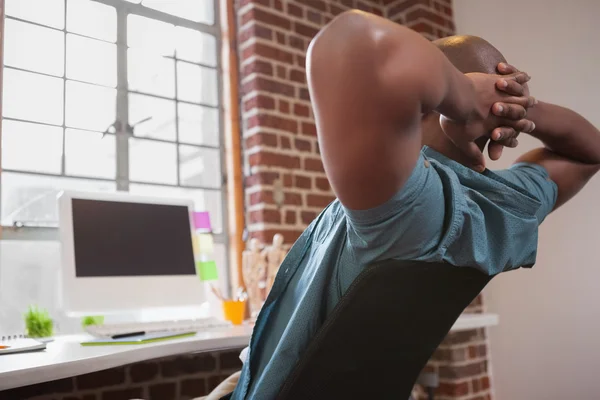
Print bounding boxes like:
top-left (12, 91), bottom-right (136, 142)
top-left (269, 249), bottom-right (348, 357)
top-left (441, 62), bottom-right (535, 172)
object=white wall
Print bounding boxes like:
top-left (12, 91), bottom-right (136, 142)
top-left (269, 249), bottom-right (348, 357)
top-left (453, 1), bottom-right (600, 399)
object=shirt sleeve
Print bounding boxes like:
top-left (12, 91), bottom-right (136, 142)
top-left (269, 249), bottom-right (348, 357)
top-left (493, 162), bottom-right (558, 224)
top-left (342, 152), bottom-right (446, 263)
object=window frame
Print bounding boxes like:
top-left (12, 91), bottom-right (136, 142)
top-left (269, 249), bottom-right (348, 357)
top-left (0, 0), bottom-right (229, 251)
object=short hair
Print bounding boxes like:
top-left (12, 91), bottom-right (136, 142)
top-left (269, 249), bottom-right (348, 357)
top-left (433, 35), bottom-right (507, 74)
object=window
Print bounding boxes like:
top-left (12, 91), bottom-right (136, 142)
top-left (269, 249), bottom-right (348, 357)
top-left (1, 0), bottom-right (225, 238)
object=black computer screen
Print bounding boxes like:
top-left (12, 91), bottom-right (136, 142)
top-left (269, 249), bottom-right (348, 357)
top-left (72, 198), bottom-right (196, 277)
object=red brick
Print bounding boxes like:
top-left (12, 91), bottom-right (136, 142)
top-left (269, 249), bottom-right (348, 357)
top-left (277, 65), bottom-right (286, 79)
top-left (443, 4), bottom-right (452, 16)
top-left (285, 210), bottom-right (297, 224)
top-left (249, 209), bottom-right (281, 224)
top-left (149, 382), bottom-right (176, 399)
top-left (294, 174), bottom-right (312, 189)
top-left (242, 42), bottom-right (294, 65)
top-left (181, 378), bottom-right (208, 398)
top-left (250, 190), bottom-right (274, 206)
top-left (294, 0), bottom-right (326, 12)
top-left (280, 136), bottom-right (292, 149)
top-left (432, 347), bottom-right (466, 362)
top-left (287, 3), bottom-right (304, 18)
top-left (307, 193), bottom-right (333, 208)
top-left (279, 99), bottom-right (290, 114)
top-left (304, 157), bottom-right (324, 172)
top-left (249, 151), bottom-right (301, 168)
top-left (301, 122), bottom-right (317, 136)
top-left (241, 8), bottom-right (291, 30)
top-left (289, 35), bottom-right (305, 51)
top-left (296, 54), bottom-right (306, 67)
top-left (101, 388), bottom-right (143, 400)
top-left (356, 1), bottom-right (372, 12)
top-left (388, 0), bottom-right (430, 18)
top-left (306, 9), bottom-right (322, 24)
top-left (284, 192), bottom-right (303, 205)
top-left (276, 31), bottom-right (286, 45)
top-left (294, 21), bottom-right (319, 38)
top-left (438, 381), bottom-right (469, 396)
top-left (301, 211), bottom-right (317, 224)
top-left (406, 7), bottom-right (451, 28)
top-left (243, 75), bottom-right (295, 98)
top-left (472, 377), bottom-right (481, 393)
top-left (468, 344), bottom-right (487, 359)
top-left (242, 59), bottom-right (274, 78)
top-left (283, 173), bottom-right (293, 187)
top-left (315, 177), bottom-right (330, 191)
top-left (481, 376), bottom-right (490, 390)
top-left (439, 361), bottom-right (487, 380)
top-left (299, 87), bottom-right (310, 101)
top-left (245, 171), bottom-right (279, 187)
top-left (371, 5), bottom-right (384, 16)
top-left (239, 23), bottom-right (273, 43)
top-left (290, 68), bottom-right (305, 83)
top-left (328, 3), bottom-right (345, 16)
top-left (129, 362), bottom-right (159, 383)
top-left (77, 368), bottom-right (125, 390)
top-left (294, 103), bottom-right (310, 117)
top-left (340, 0), bottom-right (354, 7)
top-left (244, 94), bottom-right (276, 112)
top-left (253, 229), bottom-right (303, 245)
top-left (442, 329), bottom-right (484, 345)
top-left (248, 114), bottom-right (298, 133)
top-left (245, 132), bottom-right (278, 149)
top-left (409, 21), bottom-right (435, 35)
top-left (274, 0), bottom-right (283, 11)
top-left (294, 138), bottom-right (312, 152)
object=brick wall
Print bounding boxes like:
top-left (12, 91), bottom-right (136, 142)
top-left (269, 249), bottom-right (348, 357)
top-left (238, 1), bottom-right (494, 400)
top-left (0, 349), bottom-right (243, 400)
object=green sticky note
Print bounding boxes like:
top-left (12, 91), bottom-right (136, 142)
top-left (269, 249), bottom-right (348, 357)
top-left (196, 260), bottom-right (218, 281)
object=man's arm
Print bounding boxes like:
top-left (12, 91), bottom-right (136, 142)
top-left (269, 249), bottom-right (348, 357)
top-left (307, 10), bottom-right (530, 210)
top-left (516, 102), bottom-right (600, 209)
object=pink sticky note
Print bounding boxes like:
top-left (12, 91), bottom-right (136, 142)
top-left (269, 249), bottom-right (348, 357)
top-left (193, 211), bottom-right (212, 232)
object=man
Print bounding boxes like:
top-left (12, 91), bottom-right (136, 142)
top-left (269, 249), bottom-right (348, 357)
top-left (211, 10), bottom-right (600, 400)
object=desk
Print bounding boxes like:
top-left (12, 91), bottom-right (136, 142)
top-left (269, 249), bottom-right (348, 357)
top-left (0, 313), bottom-right (498, 391)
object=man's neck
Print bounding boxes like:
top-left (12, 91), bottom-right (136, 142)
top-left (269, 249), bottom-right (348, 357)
top-left (421, 118), bottom-right (486, 167)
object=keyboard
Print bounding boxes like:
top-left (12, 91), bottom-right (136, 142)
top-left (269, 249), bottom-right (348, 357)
top-left (85, 317), bottom-right (231, 338)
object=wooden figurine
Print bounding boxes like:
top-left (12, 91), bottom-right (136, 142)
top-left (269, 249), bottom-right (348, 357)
top-left (242, 238), bottom-right (266, 317)
top-left (262, 233), bottom-right (286, 294)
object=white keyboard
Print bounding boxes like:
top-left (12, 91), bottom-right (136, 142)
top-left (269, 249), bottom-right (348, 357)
top-left (85, 317), bottom-right (231, 338)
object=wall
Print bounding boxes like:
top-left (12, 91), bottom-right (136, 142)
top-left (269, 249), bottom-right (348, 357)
top-left (453, 1), bottom-right (600, 399)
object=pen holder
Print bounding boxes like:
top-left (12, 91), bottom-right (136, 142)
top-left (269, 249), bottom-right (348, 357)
top-left (223, 300), bottom-right (246, 325)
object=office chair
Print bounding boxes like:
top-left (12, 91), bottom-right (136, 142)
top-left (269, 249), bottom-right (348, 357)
top-left (276, 259), bottom-right (493, 400)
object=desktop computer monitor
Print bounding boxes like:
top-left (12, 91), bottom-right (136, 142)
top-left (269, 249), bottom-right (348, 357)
top-left (58, 191), bottom-right (205, 315)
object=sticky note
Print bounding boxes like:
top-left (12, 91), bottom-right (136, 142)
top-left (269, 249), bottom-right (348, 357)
top-left (196, 260), bottom-right (218, 281)
top-left (196, 234), bottom-right (214, 254)
top-left (193, 212), bottom-right (212, 232)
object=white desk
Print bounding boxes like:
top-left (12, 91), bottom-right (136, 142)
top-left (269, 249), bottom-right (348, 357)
top-left (0, 313), bottom-right (498, 391)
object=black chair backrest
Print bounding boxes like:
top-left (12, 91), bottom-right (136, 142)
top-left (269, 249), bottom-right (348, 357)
top-left (276, 260), bottom-right (493, 400)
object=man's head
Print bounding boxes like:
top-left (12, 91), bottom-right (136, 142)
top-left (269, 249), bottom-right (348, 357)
top-left (422, 35), bottom-right (512, 162)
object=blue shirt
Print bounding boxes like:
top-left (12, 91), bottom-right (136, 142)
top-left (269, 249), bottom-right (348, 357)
top-left (231, 146), bottom-right (557, 400)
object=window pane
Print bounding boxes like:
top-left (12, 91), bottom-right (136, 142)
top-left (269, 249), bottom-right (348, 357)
top-left (130, 184), bottom-right (223, 233)
top-left (6, 0), bottom-right (65, 29)
top-left (127, 14), bottom-right (175, 56)
top-left (129, 138), bottom-right (177, 184)
top-left (176, 62), bottom-right (218, 106)
top-left (141, 0), bottom-right (214, 25)
top-left (1, 121), bottom-right (63, 174)
top-left (67, 0), bottom-right (117, 43)
top-left (3, 69), bottom-right (64, 125)
top-left (1, 172), bottom-right (115, 226)
top-left (4, 20), bottom-right (64, 77)
top-left (129, 94), bottom-right (176, 141)
top-left (179, 145), bottom-right (221, 188)
top-left (67, 34), bottom-right (117, 87)
top-left (178, 103), bottom-right (219, 147)
top-left (65, 129), bottom-right (116, 179)
top-left (65, 81), bottom-right (116, 131)
top-left (128, 49), bottom-right (175, 98)
top-left (175, 27), bottom-right (217, 66)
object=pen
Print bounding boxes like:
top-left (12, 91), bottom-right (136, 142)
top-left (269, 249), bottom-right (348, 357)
top-left (111, 331), bottom-right (145, 339)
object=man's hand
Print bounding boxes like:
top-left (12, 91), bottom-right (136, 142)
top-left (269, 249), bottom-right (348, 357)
top-left (487, 62), bottom-right (536, 161)
top-left (440, 71), bottom-right (536, 171)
